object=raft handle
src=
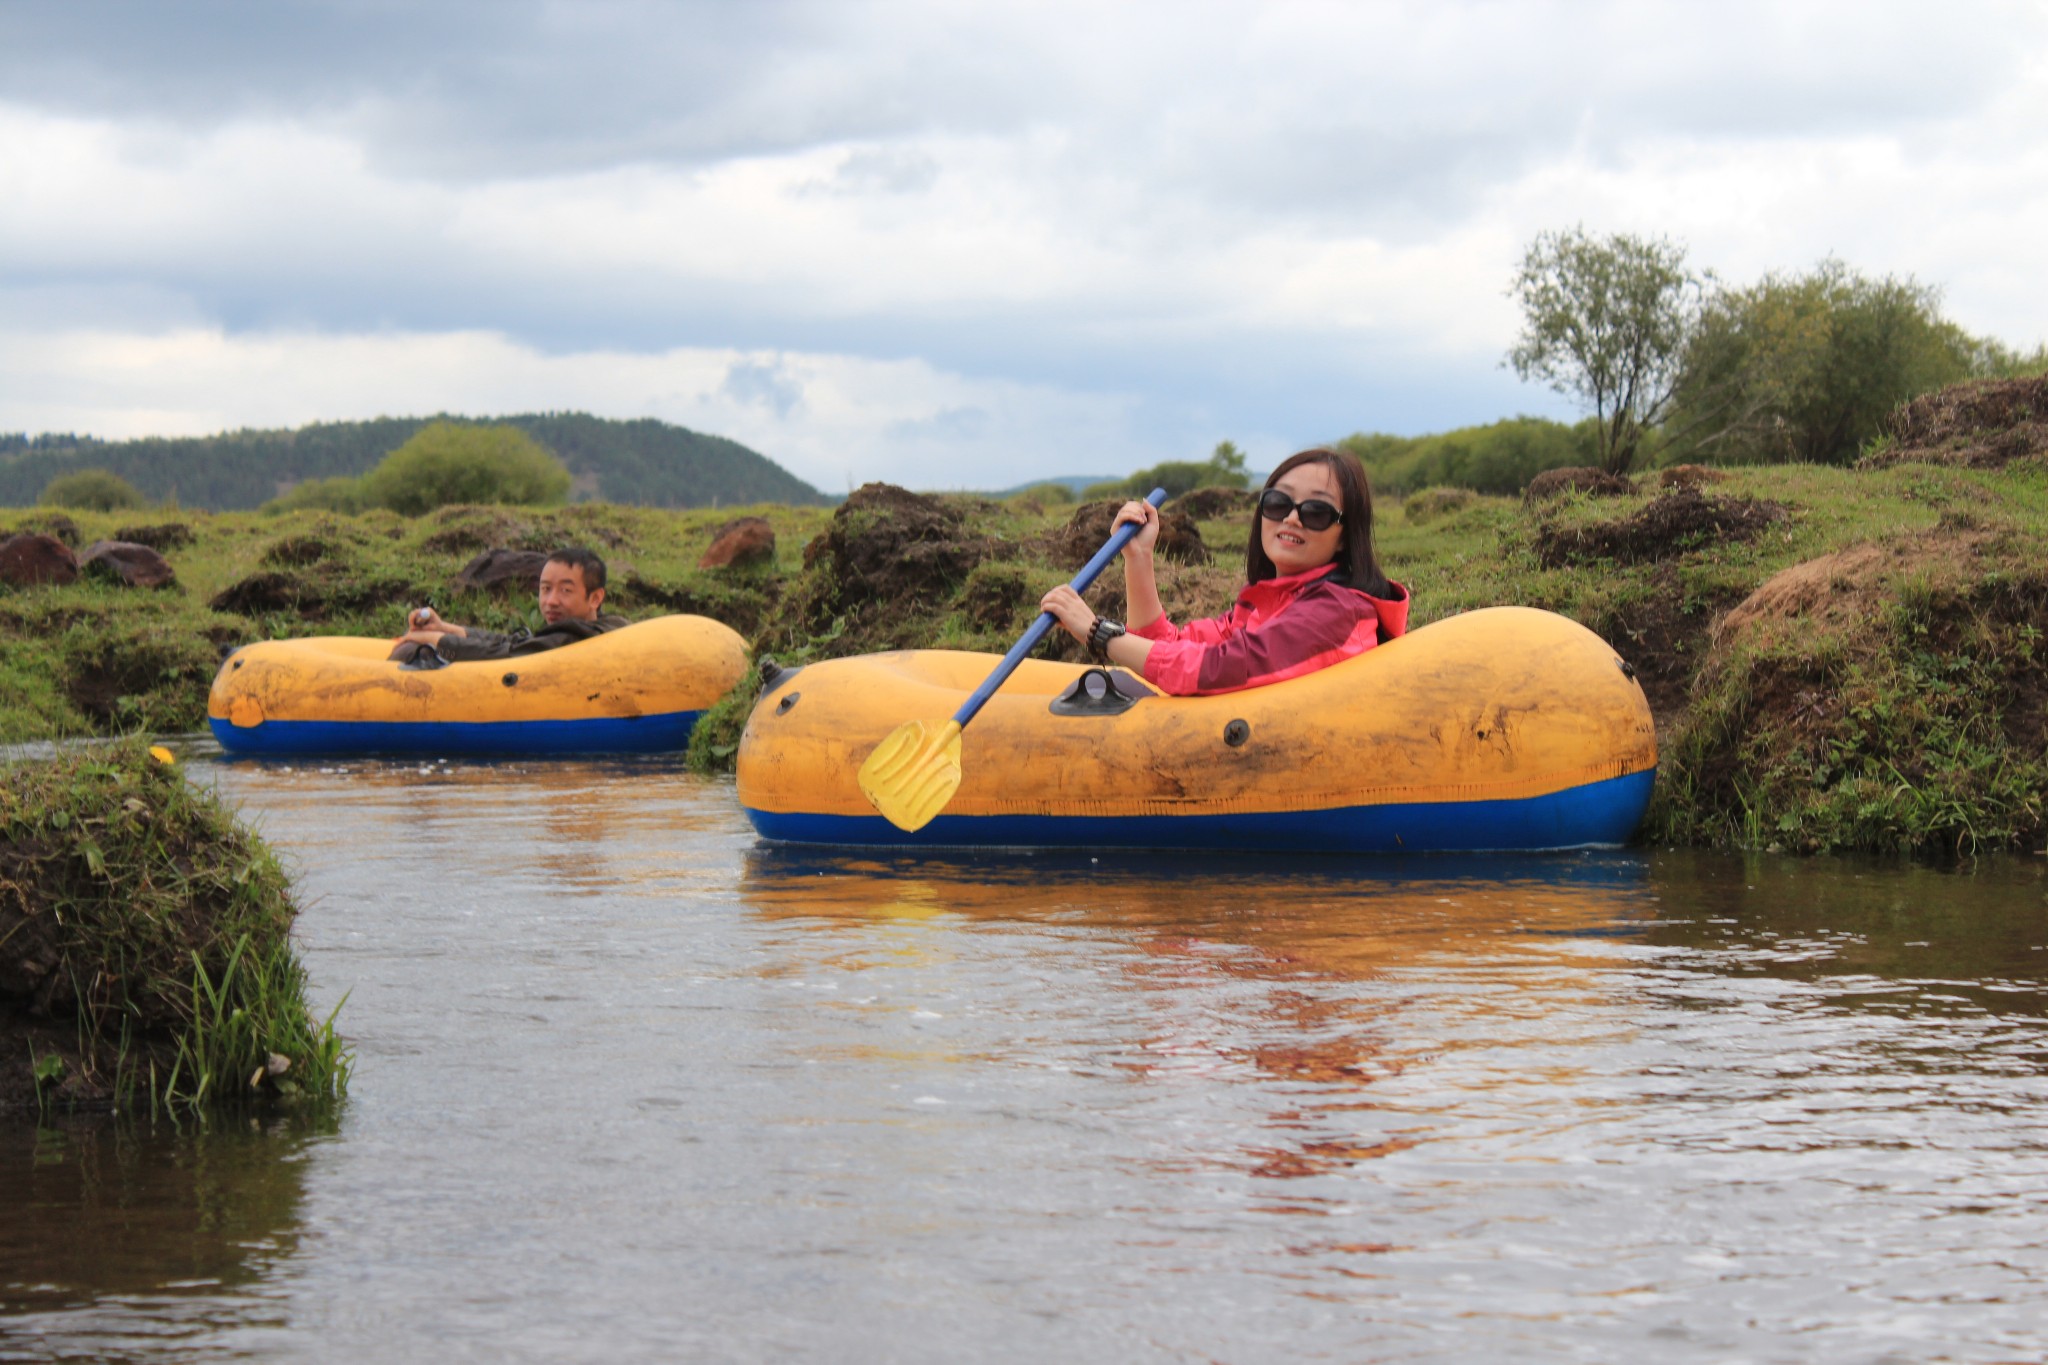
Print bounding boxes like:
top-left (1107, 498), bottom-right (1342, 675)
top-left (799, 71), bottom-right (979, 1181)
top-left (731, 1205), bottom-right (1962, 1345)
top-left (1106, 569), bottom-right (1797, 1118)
top-left (1224, 719), bottom-right (1251, 748)
top-left (1616, 657), bottom-right (1638, 682)
top-left (1049, 668), bottom-right (1149, 717)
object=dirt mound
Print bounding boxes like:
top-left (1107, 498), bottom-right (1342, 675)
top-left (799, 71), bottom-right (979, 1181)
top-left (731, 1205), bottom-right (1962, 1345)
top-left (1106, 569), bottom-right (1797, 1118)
top-left (699, 516), bottom-right (775, 570)
top-left (1864, 374), bottom-right (2048, 469)
top-left (80, 540), bottom-right (176, 589)
top-left (261, 534), bottom-right (351, 568)
top-left (422, 506), bottom-right (631, 556)
top-left (113, 522), bottom-right (195, 550)
top-left (0, 533), bottom-right (78, 586)
top-left (1711, 531), bottom-right (2002, 652)
top-left (615, 572), bottom-right (776, 636)
top-left (1664, 526), bottom-right (2048, 854)
top-left (1537, 487), bottom-right (1787, 568)
top-left (808, 483), bottom-right (994, 605)
top-left (1523, 466), bottom-right (1633, 503)
top-left (1, 513), bottom-right (80, 548)
top-left (1167, 486), bottom-right (1257, 521)
top-left (209, 568), bottom-right (420, 621)
top-left (1657, 464), bottom-right (1728, 489)
top-left (452, 548), bottom-right (549, 595)
top-left (1038, 500), bottom-right (1209, 567)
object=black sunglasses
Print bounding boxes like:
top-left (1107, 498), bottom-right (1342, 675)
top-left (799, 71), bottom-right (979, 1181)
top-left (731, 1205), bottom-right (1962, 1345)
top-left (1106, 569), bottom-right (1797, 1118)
top-left (1258, 487), bottom-right (1344, 532)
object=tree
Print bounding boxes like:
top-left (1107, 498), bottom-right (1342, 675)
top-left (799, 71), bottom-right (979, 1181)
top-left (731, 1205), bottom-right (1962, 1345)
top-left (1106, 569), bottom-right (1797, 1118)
top-left (1085, 441), bottom-right (1253, 500)
top-left (1506, 227), bottom-right (1701, 474)
top-left (1338, 416), bottom-right (1599, 495)
top-left (39, 468), bottom-right (148, 511)
top-left (1667, 260), bottom-right (1977, 465)
top-left (357, 422), bottom-right (571, 515)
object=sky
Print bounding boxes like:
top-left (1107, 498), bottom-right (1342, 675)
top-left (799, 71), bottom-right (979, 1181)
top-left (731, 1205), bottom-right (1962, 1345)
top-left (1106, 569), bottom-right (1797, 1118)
top-left (2, 1), bottom-right (2044, 493)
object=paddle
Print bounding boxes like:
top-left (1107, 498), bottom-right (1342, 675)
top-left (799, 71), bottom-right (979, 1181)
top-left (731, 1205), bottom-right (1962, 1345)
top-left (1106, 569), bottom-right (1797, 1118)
top-left (858, 486), bottom-right (1169, 832)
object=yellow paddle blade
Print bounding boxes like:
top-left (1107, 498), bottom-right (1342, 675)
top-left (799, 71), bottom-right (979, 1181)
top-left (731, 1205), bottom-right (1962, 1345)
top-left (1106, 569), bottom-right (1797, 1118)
top-left (857, 719), bottom-right (964, 832)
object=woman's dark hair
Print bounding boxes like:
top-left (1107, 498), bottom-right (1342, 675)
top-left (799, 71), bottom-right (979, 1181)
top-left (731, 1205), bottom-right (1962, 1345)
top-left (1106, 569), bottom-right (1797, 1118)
top-left (1243, 448), bottom-right (1389, 597)
top-left (546, 544), bottom-right (608, 591)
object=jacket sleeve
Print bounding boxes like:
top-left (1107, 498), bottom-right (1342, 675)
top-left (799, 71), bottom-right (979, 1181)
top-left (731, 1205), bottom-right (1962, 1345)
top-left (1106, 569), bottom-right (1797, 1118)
top-left (1139, 588), bottom-right (1378, 696)
top-left (435, 628), bottom-right (518, 662)
top-left (1129, 610), bottom-right (1235, 648)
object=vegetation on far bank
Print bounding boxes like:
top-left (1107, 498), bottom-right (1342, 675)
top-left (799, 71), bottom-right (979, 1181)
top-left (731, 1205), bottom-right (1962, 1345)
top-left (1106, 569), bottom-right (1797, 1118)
top-left (1, 738), bottom-right (349, 1114)
top-left (1, 410), bottom-right (827, 511)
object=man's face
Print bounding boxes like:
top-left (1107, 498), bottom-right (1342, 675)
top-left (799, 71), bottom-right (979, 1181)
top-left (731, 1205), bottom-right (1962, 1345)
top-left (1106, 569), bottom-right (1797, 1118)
top-left (538, 560), bottom-right (604, 624)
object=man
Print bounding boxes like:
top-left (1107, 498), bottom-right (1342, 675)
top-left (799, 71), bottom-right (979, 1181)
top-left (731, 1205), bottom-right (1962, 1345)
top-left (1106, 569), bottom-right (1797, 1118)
top-left (390, 545), bottom-right (629, 664)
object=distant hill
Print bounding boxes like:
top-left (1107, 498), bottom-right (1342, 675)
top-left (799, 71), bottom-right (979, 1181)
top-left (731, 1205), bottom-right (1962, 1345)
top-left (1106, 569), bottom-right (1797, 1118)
top-left (0, 412), bottom-right (829, 511)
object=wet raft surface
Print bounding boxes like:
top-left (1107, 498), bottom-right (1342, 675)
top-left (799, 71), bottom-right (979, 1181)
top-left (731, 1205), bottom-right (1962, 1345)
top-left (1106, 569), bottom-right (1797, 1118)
top-left (6, 757), bottom-right (2048, 1361)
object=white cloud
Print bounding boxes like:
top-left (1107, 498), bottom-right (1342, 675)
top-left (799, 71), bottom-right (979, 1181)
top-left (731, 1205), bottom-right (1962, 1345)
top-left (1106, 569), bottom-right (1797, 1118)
top-left (0, 322), bottom-right (1147, 491)
top-left (2, 0), bottom-right (2046, 490)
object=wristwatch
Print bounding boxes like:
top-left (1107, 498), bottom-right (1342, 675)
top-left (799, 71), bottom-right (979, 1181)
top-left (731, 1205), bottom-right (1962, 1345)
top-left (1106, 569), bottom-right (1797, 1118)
top-left (1087, 616), bottom-right (1126, 662)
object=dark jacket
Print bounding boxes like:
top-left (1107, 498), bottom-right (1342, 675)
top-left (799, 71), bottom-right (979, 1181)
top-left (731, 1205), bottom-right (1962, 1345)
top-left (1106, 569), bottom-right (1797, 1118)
top-left (397, 614), bottom-right (631, 665)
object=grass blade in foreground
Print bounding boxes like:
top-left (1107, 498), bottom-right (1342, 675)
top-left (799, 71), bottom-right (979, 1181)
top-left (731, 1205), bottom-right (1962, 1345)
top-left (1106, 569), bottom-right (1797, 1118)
top-left (858, 487), bottom-right (1168, 832)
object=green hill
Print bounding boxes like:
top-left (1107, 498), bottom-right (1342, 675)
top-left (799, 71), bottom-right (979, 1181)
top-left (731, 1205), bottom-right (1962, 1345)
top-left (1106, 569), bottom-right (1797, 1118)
top-left (0, 412), bottom-right (827, 510)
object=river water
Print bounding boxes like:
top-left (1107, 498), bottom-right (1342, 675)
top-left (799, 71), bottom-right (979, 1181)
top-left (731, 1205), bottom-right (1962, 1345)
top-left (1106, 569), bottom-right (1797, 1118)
top-left (5, 754), bottom-right (2047, 1362)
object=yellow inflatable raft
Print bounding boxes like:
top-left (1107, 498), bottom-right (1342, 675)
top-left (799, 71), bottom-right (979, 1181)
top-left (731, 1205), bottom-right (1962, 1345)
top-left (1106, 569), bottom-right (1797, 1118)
top-left (737, 606), bottom-right (1656, 851)
top-left (209, 614), bottom-right (748, 756)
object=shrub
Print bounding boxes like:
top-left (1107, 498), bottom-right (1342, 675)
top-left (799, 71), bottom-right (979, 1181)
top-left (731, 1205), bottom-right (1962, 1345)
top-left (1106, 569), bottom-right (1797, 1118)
top-left (39, 469), bottom-right (148, 512)
top-left (262, 477), bottom-right (368, 515)
top-left (357, 422), bottom-right (571, 516)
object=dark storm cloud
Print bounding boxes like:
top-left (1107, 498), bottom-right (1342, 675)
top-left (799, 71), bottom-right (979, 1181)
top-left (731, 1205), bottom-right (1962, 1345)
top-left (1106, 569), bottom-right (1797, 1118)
top-left (0, 0), bottom-right (1052, 178)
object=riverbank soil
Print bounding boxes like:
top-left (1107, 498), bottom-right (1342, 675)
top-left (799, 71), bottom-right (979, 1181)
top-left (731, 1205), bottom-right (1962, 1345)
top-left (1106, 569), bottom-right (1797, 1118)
top-left (0, 740), bottom-right (346, 1113)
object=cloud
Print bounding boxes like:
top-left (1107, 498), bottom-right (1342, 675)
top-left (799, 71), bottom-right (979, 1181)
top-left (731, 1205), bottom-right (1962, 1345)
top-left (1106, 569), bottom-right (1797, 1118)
top-left (1, 0), bottom-right (2045, 487)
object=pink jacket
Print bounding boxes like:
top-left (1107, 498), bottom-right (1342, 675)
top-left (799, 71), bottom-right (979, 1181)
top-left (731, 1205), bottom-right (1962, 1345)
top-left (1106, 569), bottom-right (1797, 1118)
top-left (1130, 564), bottom-right (1410, 696)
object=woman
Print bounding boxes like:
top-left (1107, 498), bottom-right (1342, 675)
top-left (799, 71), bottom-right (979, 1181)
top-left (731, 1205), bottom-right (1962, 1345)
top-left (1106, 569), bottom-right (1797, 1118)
top-left (1040, 448), bottom-right (1409, 696)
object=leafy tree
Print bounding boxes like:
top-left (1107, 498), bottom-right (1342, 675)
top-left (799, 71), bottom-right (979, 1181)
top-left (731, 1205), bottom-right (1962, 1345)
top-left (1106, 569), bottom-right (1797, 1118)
top-left (357, 422), bottom-right (572, 515)
top-left (1507, 227), bottom-right (1702, 474)
top-left (1667, 260), bottom-right (1978, 465)
top-left (1339, 416), bottom-right (1600, 495)
top-left (39, 468), bottom-right (147, 511)
top-left (1085, 441), bottom-right (1253, 500)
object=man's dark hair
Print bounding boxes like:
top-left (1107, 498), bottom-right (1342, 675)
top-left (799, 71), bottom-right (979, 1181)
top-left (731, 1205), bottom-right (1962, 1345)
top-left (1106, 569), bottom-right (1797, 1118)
top-left (546, 545), bottom-right (607, 591)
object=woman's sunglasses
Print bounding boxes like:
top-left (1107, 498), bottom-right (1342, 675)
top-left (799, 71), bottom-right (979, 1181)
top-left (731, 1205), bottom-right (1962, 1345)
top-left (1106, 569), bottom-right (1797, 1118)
top-left (1258, 487), bottom-right (1344, 532)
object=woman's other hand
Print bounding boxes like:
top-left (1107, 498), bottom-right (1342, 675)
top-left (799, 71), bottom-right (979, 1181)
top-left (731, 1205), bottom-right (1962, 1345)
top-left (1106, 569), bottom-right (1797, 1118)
top-left (1039, 585), bottom-right (1096, 645)
top-left (1115, 499), bottom-right (1160, 559)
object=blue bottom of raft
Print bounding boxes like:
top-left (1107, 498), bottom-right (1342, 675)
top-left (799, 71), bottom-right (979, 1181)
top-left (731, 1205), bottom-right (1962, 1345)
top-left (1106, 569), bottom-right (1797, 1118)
top-left (209, 709), bottom-right (704, 758)
top-left (744, 767), bottom-right (1655, 853)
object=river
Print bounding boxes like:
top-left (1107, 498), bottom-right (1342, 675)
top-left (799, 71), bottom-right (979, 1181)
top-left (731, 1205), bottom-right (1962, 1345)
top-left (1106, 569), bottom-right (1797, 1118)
top-left (5, 754), bottom-right (2047, 1361)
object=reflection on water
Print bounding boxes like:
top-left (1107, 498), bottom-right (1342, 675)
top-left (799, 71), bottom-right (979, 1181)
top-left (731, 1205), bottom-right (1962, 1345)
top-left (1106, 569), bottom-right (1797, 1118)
top-left (2, 1113), bottom-right (328, 1355)
top-left (4, 755), bottom-right (2047, 1362)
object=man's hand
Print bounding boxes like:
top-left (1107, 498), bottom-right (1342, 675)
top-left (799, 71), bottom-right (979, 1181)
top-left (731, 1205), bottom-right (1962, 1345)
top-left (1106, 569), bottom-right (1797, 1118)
top-left (396, 606), bottom-right (465, 645)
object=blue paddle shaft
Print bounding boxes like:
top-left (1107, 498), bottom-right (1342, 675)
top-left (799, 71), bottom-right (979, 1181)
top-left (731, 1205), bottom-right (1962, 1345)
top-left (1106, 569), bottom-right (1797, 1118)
top-left (951, 487), bottom-right (1168, 728)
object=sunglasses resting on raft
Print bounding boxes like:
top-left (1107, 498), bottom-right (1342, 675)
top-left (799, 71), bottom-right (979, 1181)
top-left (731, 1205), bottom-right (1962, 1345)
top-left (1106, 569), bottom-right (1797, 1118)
top-left (1038, 447), bottom-right (1410, 696)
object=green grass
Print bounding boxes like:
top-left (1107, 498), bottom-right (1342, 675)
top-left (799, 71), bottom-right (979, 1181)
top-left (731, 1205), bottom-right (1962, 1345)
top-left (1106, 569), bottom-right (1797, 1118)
top-left (1, 738), bottom-right (350, 1113)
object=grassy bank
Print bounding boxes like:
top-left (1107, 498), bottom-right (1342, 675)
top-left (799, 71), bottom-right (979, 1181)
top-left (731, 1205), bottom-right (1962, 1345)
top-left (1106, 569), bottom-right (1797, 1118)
top-left (7, 428), bottom-right (2048, 856)
top-left (1, 738), bottom-right (350, 1113)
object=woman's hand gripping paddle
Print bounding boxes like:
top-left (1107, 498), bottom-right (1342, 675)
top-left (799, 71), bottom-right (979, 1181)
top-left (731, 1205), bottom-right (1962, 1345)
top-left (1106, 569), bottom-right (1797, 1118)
top-left (858, 487), bottom-right (1168, 832)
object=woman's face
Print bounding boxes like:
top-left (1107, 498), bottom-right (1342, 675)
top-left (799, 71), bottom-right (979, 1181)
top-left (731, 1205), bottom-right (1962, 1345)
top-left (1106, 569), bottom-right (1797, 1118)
top-left (1260, 461), bottom-right (1346, 578)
